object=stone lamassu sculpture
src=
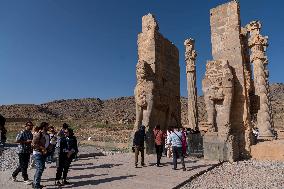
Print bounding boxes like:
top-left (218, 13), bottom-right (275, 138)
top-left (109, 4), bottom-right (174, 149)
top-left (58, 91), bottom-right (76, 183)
top-left (134, 60), bottom-right (155, 131)
top-left (134, 14), bottom-right (181, 153)
top-left (202, 60), bottom-right (234, 134)
top-left (202, 60), bottom-right (238, 162)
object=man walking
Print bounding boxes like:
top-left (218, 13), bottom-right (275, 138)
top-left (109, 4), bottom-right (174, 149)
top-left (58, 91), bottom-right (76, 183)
top-left (12, 121), bottom-right (34, 184)
top-left (169, 127), bottom-right (186, 171)
top-left (32, 122), bottom-right (49, 189)
top-left (133, 125), bottom-right (146, 168)
top-left (153, 125), bottom-right (164, 167)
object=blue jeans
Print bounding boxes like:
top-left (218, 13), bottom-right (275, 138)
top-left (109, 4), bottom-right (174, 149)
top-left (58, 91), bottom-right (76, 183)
top-left (33, 153), bottom-right (46, 188)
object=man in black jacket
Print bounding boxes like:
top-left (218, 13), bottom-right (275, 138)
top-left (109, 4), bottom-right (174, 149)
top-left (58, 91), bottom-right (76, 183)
top-left (133, 125), bottom-right (146, 168)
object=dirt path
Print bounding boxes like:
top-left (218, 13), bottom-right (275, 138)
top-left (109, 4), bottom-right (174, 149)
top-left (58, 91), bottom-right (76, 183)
top-left (0, 153), bottom-right (218, 189)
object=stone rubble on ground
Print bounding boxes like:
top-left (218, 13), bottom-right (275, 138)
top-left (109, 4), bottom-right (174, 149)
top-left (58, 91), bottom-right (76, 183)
top-left (0, 147), bottom-right (18, 171)
top-left (0, 146), bottom-right (125, 172)
top-left (180, 160), bottom-right (284, 189)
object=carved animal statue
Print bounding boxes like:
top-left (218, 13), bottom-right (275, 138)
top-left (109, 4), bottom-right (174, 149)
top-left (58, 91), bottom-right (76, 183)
top-left (202, 60), bottom-right (234, 134)
top-left (134, 60), bottom-right (155, 130)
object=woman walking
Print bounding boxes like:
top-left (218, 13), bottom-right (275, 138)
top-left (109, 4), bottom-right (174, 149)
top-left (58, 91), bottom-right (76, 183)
top-left (55, 128), bottom-right (78, 186)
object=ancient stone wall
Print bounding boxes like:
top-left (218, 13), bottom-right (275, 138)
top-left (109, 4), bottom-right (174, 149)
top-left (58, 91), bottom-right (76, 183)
top-left (134, 13), bottom-right (180, 153)
top-left (202, 60), bottom-right (239, 162)
top-left (209, 1), bottom-right (252, 158)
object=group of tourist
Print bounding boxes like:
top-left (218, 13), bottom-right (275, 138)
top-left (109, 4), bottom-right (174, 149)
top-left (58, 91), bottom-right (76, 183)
top-left (133, 124), bottom-right (190, 171)
top-left (12, 121), bottom-right (78, 189)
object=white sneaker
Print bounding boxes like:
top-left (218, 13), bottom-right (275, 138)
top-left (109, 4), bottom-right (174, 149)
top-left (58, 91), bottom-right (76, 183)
top-left (23, 180), bottom-right (33, 185)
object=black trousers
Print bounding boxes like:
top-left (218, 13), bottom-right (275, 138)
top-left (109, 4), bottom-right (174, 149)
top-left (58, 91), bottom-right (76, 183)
top-left (155, 144), bottom-right (163, 165)
top-left (12, 153), bottom-right (30, 181)
top-left (172, 146), bottom-right (185, 169)
top-left (55, 153), bottom-right (72, 181)
top-left (134, 146), bottom-right (144, 166)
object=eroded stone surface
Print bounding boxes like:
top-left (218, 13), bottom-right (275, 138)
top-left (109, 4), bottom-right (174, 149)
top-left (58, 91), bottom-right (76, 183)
top-left (134, 14), bottom-right (181, 153)
top-left (204, 1), bottom-right (252, 160)
top-left (202, 60), bottom-right (238, 161)
top-left (247, 21), bottom-right (274, 140)
top-left (184, 38), bottom-right (198, 130)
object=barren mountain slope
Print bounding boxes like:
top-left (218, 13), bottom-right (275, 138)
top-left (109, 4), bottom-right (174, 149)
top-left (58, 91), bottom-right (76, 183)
top-left (0, 83), bottom-right (283, 129)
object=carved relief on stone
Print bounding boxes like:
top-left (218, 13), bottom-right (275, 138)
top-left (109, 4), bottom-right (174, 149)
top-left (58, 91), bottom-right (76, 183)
top-left (202, 60), bottom-right (234, 135)
top-left (184, 38), bottom-right (197, 73)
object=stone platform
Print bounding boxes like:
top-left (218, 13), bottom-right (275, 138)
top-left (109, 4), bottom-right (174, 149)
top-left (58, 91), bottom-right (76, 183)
top-left (251, 140), bottom-right (284, 161)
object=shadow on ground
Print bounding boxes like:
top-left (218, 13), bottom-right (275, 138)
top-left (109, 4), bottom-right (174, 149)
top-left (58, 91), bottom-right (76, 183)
top-left (44, 174), bottom-right (136, 189)
top-left (70, 163), bottom-right (123, 170)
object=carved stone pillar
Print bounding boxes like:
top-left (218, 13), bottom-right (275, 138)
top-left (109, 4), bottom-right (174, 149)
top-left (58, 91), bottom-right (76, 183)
top-left (247, 21), bottom-right (274, 140)
top-left (184, 38), bottom-right (198, 130)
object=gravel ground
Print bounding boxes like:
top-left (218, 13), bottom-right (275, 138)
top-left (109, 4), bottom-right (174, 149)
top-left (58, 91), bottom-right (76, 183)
top-left (0, 147), bottom-right (18, 171)
top-left (0, 145), bottom-right (124, 171)
top-left (181, 160), bottom-right (284, 189)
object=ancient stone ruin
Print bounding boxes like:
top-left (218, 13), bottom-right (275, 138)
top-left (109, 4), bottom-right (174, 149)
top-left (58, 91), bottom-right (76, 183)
top-left (247, 21), bottom-right (274, 140)
top-left (184, 39), bottom-right (198, 130)
top-left (134, 1), bottom-right (277, 160)
top-left (134, 13), bottom-right (181, 153)
top-left (202, 60), bottom-right (237, 161)
top-left (203, 1), bottom-right (275, 161)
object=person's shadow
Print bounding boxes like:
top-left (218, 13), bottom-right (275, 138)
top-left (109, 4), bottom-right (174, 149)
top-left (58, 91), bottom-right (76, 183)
top-left (44, 174), bottom-right (137, 188)
top-left (70, 163), bottom-right (123, 170)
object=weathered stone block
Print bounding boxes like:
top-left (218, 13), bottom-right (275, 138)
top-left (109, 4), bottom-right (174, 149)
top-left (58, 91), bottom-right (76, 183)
top-left (251, 140), bottom-right (284, 161)
top-left (134, 13), bottom-right (180, 153)
top-left (203, 132), bottom-right (239, 162)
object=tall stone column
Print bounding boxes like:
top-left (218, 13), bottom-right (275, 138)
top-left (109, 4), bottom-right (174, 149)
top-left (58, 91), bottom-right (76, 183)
top-left (247, 21), bottom-right (274, 140)
top-left (184, 38), bottom-right (198, 130)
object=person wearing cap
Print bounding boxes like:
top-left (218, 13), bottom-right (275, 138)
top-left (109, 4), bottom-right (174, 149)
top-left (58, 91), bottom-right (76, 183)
top-left (133, 125), bottom-right (146, 168)
top-left (11, 121), bottom-right (34, 185)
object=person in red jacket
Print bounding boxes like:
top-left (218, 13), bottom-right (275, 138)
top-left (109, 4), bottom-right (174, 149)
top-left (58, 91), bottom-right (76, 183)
top-left (153, 125), bottom-right (164, 167)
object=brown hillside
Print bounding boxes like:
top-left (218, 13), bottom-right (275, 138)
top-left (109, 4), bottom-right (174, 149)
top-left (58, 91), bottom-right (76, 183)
top-left (0, 83), bottom-right (283, 130)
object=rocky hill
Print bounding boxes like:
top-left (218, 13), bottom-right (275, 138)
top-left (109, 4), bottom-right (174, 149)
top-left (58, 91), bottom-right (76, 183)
top-left (0, 83), bottom-right (283, 129)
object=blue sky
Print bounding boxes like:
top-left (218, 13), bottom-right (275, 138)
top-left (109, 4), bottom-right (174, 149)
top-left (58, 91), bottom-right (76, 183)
top-left (0, 0), bottom-right (283, 105)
